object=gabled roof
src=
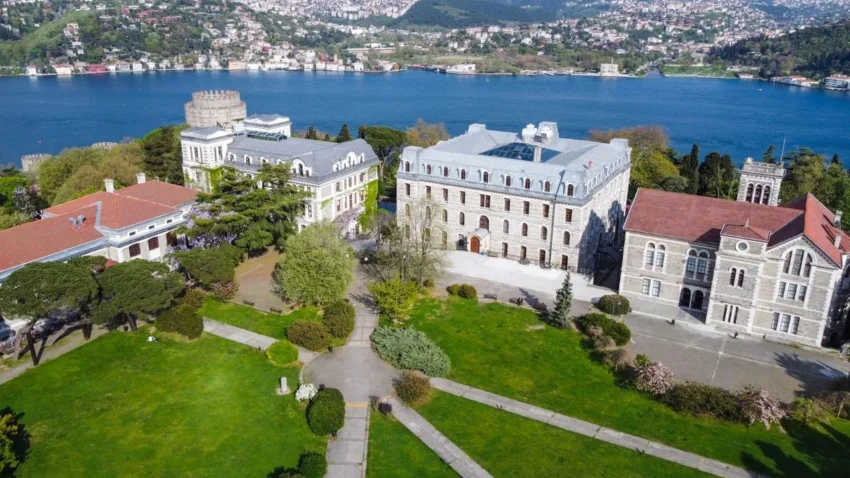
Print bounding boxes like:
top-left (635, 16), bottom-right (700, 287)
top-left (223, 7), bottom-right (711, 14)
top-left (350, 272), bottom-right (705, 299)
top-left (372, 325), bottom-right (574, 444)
top-left (624, 189), bottom-right (849, 266)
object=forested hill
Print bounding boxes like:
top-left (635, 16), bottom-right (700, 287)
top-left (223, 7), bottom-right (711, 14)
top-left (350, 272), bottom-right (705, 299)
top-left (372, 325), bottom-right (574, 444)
top-left (708, 22), bottom-right (850, 79)
top-left (390, 0), bottom-right (559, 28)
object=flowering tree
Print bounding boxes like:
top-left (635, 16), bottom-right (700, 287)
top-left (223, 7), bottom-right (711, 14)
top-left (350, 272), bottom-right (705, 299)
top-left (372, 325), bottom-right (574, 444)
top-left (634, 361), bottom-right (675, 396)
top-left (739, 385), bottom-right (785, 429)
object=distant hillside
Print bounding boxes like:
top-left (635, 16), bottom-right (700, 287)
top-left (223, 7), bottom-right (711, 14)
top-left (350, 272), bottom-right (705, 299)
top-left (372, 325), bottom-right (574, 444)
top-left (390, 0), bottom-right (558, 28)
top-left (708, 22), bottom-right (850, 79)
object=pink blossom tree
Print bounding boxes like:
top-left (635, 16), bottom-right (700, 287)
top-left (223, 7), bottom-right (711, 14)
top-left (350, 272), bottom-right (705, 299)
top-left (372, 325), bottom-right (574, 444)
top-left (739, 385), bottom-right (785, 429)
top-left (634, 361), bottom-right (675, 396)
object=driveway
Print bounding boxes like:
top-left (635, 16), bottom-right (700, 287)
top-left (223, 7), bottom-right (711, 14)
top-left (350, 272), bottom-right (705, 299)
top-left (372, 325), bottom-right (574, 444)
top-left (233, 249), bottom-right (286, 311)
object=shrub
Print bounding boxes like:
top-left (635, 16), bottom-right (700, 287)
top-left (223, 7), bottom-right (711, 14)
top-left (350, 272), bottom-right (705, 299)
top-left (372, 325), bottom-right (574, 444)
top-left (586, 325), bottom-right (616, 350)
top-left (370, 327), bottom-right (450, 377)
top-left (739, 385), bottom-right (785, 429)
top-left (307, 388), bottom-right (345, 436)
top-left (789, 398), bottom-right (828, 425)
top-left (597, 295), bottom-right (630, 315)
top-left (298, 451), bottom-right (327, 478)
top-left (210, 282), bottom-right (238, 301)
top-left (323, 300), bottom-right (355, 338)
top-left (156, 305), bottom-right (203, 339)
top-left (634, 361), bottom-right (675, 396)
top-left (661, 382), bottom-right (744, 422)
top-left (422, 278), bottom-right (434, 288)
top-left (446, 284), bottom-right (461, 296)
top-left (180, 288), bottom-right (206, 311)
top-left (458, 284), bottom-right (477, 300)
top-left (601, 348), bottom-right (630, 371)
top-left (634, 354), bottom-right (651, 368)
top-left (287, 321), bottom-right (332, 351)
top-left (395, 372), bottom-right (431, 404)
top-left (266, 340), bottom-right (299, 366)
top-left (0, 412), bottom-right (23, 475)
top-left (370, 277), bottom-right (419, 323)
top-left (576, 313), bottom-right (631, 346)
top-left (295, 383), bottom-right (319, 402)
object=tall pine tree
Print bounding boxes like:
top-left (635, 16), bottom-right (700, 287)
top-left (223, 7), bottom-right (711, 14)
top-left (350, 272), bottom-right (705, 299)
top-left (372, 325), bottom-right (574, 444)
top-left (762, 145), bottom-right (776, 163)
top-left (337, 124), bottom-right (352, 143)
top-left (680, 144), bottom-right (700, 194)
top-left (548, 273), bottom-right (573, 329)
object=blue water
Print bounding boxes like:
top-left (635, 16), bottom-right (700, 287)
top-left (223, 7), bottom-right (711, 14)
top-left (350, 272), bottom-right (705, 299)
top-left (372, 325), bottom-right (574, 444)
top-left (1, 70), bottom-right (848, 166)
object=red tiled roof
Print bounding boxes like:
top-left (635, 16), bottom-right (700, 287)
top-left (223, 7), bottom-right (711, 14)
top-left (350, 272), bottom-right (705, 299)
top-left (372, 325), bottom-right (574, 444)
top-left (43, 180), bottom-right (196, 229)
top-left (0, 205), bottom-right (103, 272)
top-left (624, 189), bottom-right (849, 266)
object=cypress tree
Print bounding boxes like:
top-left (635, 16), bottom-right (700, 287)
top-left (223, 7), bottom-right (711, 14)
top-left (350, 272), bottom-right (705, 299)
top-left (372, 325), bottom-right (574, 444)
top-left (323, 133), bottom-right (332, 142)
top-left (337, 124), bottom-right (352, 143)
top-left (358, 125), bottom-right (367, 139)
top-left (680, 144), bottom-right (700, 195)
top-left (547, 273), bottom-right (573, 329)
top-left (763, 145), bottom-right (776, 163)
top-left (306, 125), bottom-right (318, 140)
top-left (832, 153), bottom-right (841, 165)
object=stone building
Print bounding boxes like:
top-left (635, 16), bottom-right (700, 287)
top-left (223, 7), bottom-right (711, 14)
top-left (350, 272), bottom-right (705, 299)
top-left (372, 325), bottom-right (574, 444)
top-left (396, 122), bottom-right (631, 274)
top-left (620, 164), bottom-right (850, 347)
top-left (184, 90), bottom-right (247, 128)
top-left (179, 115), bottom-right (379, 236)
top-left (20, 154), bottom-right (51, 173)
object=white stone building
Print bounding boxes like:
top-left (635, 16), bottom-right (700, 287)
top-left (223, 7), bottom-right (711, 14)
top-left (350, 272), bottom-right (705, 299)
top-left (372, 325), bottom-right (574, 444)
top-left (396, 122), bottom-right (631, 274)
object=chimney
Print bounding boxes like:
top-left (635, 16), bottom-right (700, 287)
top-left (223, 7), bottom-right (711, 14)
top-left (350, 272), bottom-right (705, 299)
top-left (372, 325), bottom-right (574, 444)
top-left (68, 217), bottom-right (78, 229)
top-left (136, 172), bottom-right (146, 184)
top-left (834, 234), bottom-right (842, 248)
top-left (835, 210), bottom-right (843, 229)
top-left (533, 145), bottom-right (541, 163)
top-left (104, 178), bottom-right (115, 193)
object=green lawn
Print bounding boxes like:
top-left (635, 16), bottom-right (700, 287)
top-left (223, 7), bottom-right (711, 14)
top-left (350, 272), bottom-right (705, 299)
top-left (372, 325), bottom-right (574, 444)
top-left (0, 330), bottom-right (325, 477)
top-left (367, 409), bottom-right (456, 478)
top-left (200, 297), bottom-right (321, 339)
top-left (417, 392), bottom-right (710, 477)
top-left (406, 297), bottom-right (850, 478)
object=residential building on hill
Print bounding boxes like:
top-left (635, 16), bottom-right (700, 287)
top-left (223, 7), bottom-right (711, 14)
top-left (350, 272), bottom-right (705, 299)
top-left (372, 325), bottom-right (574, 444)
top-left (0, 175), bottom-right (197, 282)
top-left (620, 162), bottom-right (850, 347)
top-left (180, 113), bottom-right (380, 236)
top-left (396, 122), bottom-right (631, 274)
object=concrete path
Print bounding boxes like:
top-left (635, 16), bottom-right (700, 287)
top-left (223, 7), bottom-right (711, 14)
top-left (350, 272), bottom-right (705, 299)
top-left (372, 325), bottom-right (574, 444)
top-left (202, 318), bottom-right (317, 363)
top-left (431, 378), bottom-right (765, 478)
top-left (0, 327), bottom-right (108, 385)
top-left (327, 404), bottom-right (370, 478)
top-left (389, 398), bottom-right (493, 478)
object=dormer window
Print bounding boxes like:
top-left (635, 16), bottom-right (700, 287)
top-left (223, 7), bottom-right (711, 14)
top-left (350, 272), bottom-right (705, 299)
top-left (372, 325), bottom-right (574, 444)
top-left (442, 167), bottom-right (448, 177)
top-left (404, 162), bottom-right (411, 173)
top-left (426, 165), bottom-right (432, 174)
top-left (228, 154), bottom-right (235, 163)
top-left (524, 178), bottom-right (531, 190)
top-left (483, 171), bottom-right (489, 183)
top-left (244, 155), bottom-right (252, 165)
top-left (566, 184), bottom-right (574, 196)
top-left (505, 176), bottom-right (512, 187)
top-left (544, 181), bottom-right (551, 193)
top-left (460, 170), bottom-right (467, 180)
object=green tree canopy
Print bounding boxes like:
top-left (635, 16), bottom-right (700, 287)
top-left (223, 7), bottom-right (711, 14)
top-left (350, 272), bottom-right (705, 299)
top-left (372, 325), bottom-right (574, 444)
top-left (172, 243), bottom-right (244, 288)
top-left (93, 260), bottom-right (185, 330)
top-left (589, 126), bottom-right (679, 197)
top-left (0, 262), bottom-right (99, 322)
top-left (140, 124), bottom-right (187, 184)
top-left (336, 124), bottom-right (352, 142)
top-left (275, 222), bottom-right (355, 305)
top-left (406, 119), bottom-right (450, 148)
top-left (698, 152), bottom-right (736, 198)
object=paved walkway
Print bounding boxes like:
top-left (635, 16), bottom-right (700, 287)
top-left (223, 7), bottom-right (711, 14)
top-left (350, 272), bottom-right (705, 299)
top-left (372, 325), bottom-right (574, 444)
top-left (0, 327), bottom-right (108, 385)
top-left (431, 378), bottom-right (765, 478)
top-left (202, 318), bottom-right (317, 363)
top-left (327, 404), bottom-right (371, 478)
top-left (389, 397), bottom-right (493, 478)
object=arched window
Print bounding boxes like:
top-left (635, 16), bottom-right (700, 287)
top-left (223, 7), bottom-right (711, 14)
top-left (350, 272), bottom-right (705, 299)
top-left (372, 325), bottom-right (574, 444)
top-left (541, 226), bottom-right (548, 241)
top-left (729, 268), bottom-right (737, 286)
top-left (459, 212), bottom-right (465, 226)
top-left (566, 184), bottom-right (574, 196)
top-left (563, 231), bottom-right (570, 245)
top-left (483, 171), bottom-right (490, 183)
top-left (784, 249), bottom-right (813, 277)
top-left (298, 163), bottom-right (304, 176)
top-left (544, 181), bottom-right (551, 193)
top-left (426, 165), bottom-right (432, 174)
top-left (404, 203), bottom-right (411, 217)
top-left (737, 269), bottom-right (745, 287)
top-left (261, 157), bottom-right (268, 165)
top-left (479, 215), bottom-right (489, 230)
top-left (228, 153), bottom-right (236, 163)
top-left (754, 185), bottom-right (763, 204)
top-left (803, 253), bottom-right (813, 278)
top-left (686, 249), bottom-right (710, 280)
top-left (762, 186), bottom-right (771, 204)
top-left (524, 178), bottom-right (531, 190)
top-left (245, 155), bottom-right (252, 165)
top-left (404, 161), bottom-right (411, 172)
top-left (679, 288), bottom-right (691, 307)
top-left (443, 167), bottom-right (449, 177)
top-left (442, 209), bottom-right (448, 223)
top-left (521, 223), bottom-right (528, 237)
top-left (503, 220), bottom-right (509, 234)
top-left (693, 290), bottom-right (705, 310)
top-left (745, 183), bottom-right (754, 202)
top-left (460, 170), bottom-right (467, 180)
top-left (505, 176), bottom-right (512, 187)
top-left (645, 242), bottom-right (656, 267)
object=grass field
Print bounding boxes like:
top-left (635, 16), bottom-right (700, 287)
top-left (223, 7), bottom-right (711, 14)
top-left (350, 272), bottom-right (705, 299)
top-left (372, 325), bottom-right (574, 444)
top-left (417, 392), bottom-right (710, 477)
top-left (406, 297), bottom-right (850, 477)
top-left (200, 297), bottom-right (321, 339)
top-left (367, 410), bottom-right (456, 477)
top-left (0, 330), bottom-right (325, 477)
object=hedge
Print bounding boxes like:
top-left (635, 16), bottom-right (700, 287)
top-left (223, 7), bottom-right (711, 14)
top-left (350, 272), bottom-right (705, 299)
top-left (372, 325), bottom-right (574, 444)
top-left (660, 382), bottom-right (746, 423)
top-left (287, 321), bottom-right (332, 351)
top-left (447, 283), bottom-right (477, 300)
top-left (597, 295), bottom-right (630, 315)
top-left (576, 312), bottom-right (631, 346)
top-left (298, 451), bottom-right (327, 478)
top-left (370, 327), bottom-right (450, 377)
top-left (307, 388), bottom-right (345, 436)
top-left (323, 300), bottom-right (355, 339)
top-left (156, 305), bottom-right (203, 339)
top-left (266, 340), bottom-right (299, 366)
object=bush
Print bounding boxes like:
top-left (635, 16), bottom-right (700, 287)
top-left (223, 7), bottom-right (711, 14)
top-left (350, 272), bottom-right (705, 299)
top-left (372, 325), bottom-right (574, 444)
top-left (180, 288), bottom-right (206, 311)
top-left (370, 327), bottom-right (451, 377)
top-left (323, 300), bottom-right (355, 338)
top-left (597, 295), bottom-right (630, 315)
top-left (210, 282), bottom-right (238, 301)
top-left (634, 361), bottom-right (675, 396)
top-left (297, 451), bottom-right (327, 478)
top-left (634, 354), bottom-right (651, 368)
top-left (458, 284), bottom-right (477, 300)
top-left (0, 412), bottom-right (24, 475)
top-left (739, 385), bottom-right (785, 429)
top-left (266, 340), bottom-right (299, 366)
top-left (661, 382), bottom-right (744, 422)
top-left (156, 305), bottom-right (203, 339)
top-left (307, 388), bottom-right (345, 436)
top-left (446, 284), bottom-right (460, 295)
top-left (370, 277), bottom-right (419, 323)
top-left (395, 372), bottom-right (431, 404)
top-left (422, 278), bottom-right (434, 288)
top-left (576, 313), bottom-right (631, 346)
top-left (789, 397), bottom-right (828, 425)
top-left (586, 325), bottom-right (616, 350)
top-left (287, 321), bottom-right (332, 351)
top-left (601, 348), bottom-right (630, 371)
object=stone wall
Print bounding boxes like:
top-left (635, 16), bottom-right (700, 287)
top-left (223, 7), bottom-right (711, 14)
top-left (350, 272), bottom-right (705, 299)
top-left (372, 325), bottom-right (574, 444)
top-left (184, 90), bottom-right (247, 128)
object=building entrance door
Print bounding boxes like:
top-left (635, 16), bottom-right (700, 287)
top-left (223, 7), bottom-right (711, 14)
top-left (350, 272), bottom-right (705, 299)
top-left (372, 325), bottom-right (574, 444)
top-left (470, 236), bottom-right (481, 253)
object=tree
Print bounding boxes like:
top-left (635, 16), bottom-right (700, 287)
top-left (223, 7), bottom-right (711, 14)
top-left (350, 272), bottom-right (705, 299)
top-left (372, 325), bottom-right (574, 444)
top-left (762, 145), bottom-right (776, 163)
top-left (92, 260), bottom-right (185, 331)
top-left (680, 144), bottom-right (700, 194)
top-left (37, 147), bottom-right (105, 203)
top-left (140, 124), bottom-right (187, 184)
top-left (305, 125), bottom-right (318, 140)
top-left (369, 276), bottom-right (419, 323)
top-left (658, 175), bottom-right (689, 193)
top-left (832, 153), bottom-right (841, 165)
top-left (172, 243), bottom-right (243, 288)
top-left (370, 198), bottom-right (445, 286)
top-left (275, 222), bottom-right (355, 305)
top-left (698, 152), bottom-right (736, 198)
top-left (547, 273), bottom-right (573, 329)
top-left (0, 411), bottom-right (25, 475)
top-left (357, 125), bottom-right (366, 139)
top-left (323, 133), bottom-right (331, 142)
top-left (0, 262), bottom-right (99, 365)
top-left (336, 124), bottom-right (352, 143)
top-left (47, 144), bottom-right (146, 204)
top-left (588, 126), bottom-right (679, 197)
top-left (406, 119), bottom-right (449, 148)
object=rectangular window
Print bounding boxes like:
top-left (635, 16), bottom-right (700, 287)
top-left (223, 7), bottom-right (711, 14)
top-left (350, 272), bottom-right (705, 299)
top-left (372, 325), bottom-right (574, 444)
top-left (426, 186), bottom-right (432, 199)
top-left (129, 243), bottom-right (141, 258)
top-left (686, 257), bottom-right (696, 274)
top-left (443, 188), bottom-right (448, 201)
top-left (696, 259), bottom-right (707, 278)
top-left (771, 313), bottom-right (779, 330)
top-left (642, 278), bottom-right (651, 295)
top-left (655, 251), bottom-right (665, 267)
top-left (651, 280), bottom-right (661, 297)
top-left (780, 314), bottom-right (791, 332)
top-left (791, 316), bottom-right (800, 335)
top-left (542, 204), bottom-right (550, 218)
top-left (565, 209), bottom-right (573, 223)
top-left (778, 282), bottom-right (786, 298)
top-left (787, 283), bottom-right (798, 300)
top-left (791, 250), bottom-right (804, 276)
top-left (148, 237), bottom-right (159, 250)
top-left (480, 195), bottom-right (490, 208)
top-left (460, 191), bottom-right (466, 204)
top-left (561, 255), bottom-right (569, 270)
top-left (523, 201), bottom-right (530, 215)
top-left (644, 250), bottom-right (654, 267)
top-left (798, 285), bottom-right (807, 301)
top-left (405, 183), bottom-right (411, 197)
top-left (501, 242), bottom-right (508, 257)
top-left (504, 199), bottom-right (510, 211)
